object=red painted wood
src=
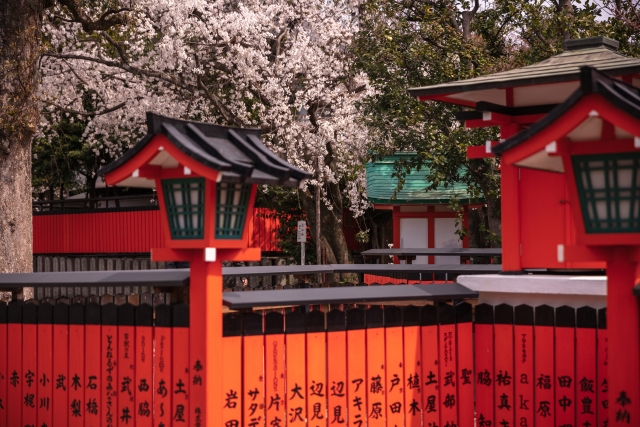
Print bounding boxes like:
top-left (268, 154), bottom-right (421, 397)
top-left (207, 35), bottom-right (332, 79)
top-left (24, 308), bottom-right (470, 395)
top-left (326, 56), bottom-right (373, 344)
top-left (456, 304), bottom-right (474, 427)
top-left (0, 303), bottom-right (7, 427)
top-left (101, 321), bottom-right (118, 427)
top-left (7, 304), bottom-right (22, 427)
top-left (420, 305), bottom-right (439, 427)
top-left (555, 308), bottom-right (576, 427)
top-left (85, 321), bottom-right (101, 427)
top-left (402, 320), bottom-right (421, 427)
top-left (514, 308), bottom-right (535, 427)
top-left (597, 308), bottom-right (608, 427)
top-left (474, 312), bottom-right (495, 427)
top-left (384, 312), bottom-right (404, 427)
top-left (135, 323), bottom-right (153, 427)
top-left (22, 321), bottom-right (38, 427)
top-left (306, 323), bottom-right (327, 427)
top-left (37, 318), bottom-right (53, 427)
top-left (68, 310), bottom-right (85, 427)
top-left (438, 307), bottom-right (457, 427)
top-left (326, 312), bottom-right (347, 427)
top-left (534, 308), bottom-right (555, 427)
top-left (576, 308), bottom-right (597, 427)
top-left (221, 333), bottom-right (242, 427)
top-left (366, 308), bottom-right (386, 427)
top-left (172, 304), bottom-right (190, 427)
top-left (53, 304), bottom-right (69, 427)
top-left (285, 315), bottom-right (306, 427)
top-left (494, 305), bottom-right (515, 427)
top-left (117, 319), bottom-right (135, 427)
top-left (346, 310), bottom-right (366, 427)
top-left (153, 314), bottom-right (172, 427)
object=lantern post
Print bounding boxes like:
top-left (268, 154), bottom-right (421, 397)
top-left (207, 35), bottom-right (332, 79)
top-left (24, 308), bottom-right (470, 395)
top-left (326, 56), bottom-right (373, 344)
top-left (99, 113), bottom-right (310, 426)
top-left (494, 67), bottom-right (640, 425)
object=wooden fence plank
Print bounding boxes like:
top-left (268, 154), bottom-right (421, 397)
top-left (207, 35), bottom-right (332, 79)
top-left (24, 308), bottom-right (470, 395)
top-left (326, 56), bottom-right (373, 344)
top-left (534, 305), bottom-right (555, 427)
top-left (22, 302), bottom-right (38, 427)
top-left (0, 302), bottom-right (7, 427)
top-left (421, 304), bottom-right (439, 427)
top-left (326, 309), bottom-right (347, 426)
top-left (172, 303), bottom-right (190, 426)
top-left (53, 300), bottom-right (69, 427)
top-left (346, 308), bottom-right (367, 427)
top-left (437, 303), bottom-right (457, 427)
top-left (475, 303), bottom-right (495, 427)
top-left (306, 310), bottom-right (328, 427)
top-left (494, 304), bottom-right (515, 427)
top-left (456, 302), bottom-right (474, 426)
top-left (101, 301), bottom-right (118, 427)
top-left (85, 300), bottom-right (101, 426)
top-left (285, 311), bottom-right (307, 427)
top-left (384, 306), bottom-right (405, 427)
top-left (555, 305), bottom-right (576, 427)
top-left (597, 308), bottom-right (608, 427)
top-left (366, 306), bottom-right (386, 427)
top-left (402, 306), bottom-right (421, 427)
top-left (222, 313), bottom-right (242, 427)
top-left (7, 301), bottom-right (22, 427)
top-left (577, 306), bottom-right (597, 427)
top-left (154, 304), bottom-right (173, 427)
top-left (264, 312), bottom-right (285, 427)
top-left (514, 304), bottom-right (535, 427)
top-left (135, 302), bottom-right (153, 427)
top-left (69, 298), bottom-right (85, 427)
top-left (117, 301), bottom-right (135, 427)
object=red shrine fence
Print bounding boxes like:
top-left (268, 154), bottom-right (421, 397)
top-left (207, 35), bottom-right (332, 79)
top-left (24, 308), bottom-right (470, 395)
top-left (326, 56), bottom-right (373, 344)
top-left (0, 298), bottom-right (606, 427)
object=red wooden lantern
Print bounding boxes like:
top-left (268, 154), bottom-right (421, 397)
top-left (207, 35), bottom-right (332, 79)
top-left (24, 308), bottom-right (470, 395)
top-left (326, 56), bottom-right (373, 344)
top-left (494, 67), bottom-right (640, 426)
top-left (98, 112), bottom-right (310, 427)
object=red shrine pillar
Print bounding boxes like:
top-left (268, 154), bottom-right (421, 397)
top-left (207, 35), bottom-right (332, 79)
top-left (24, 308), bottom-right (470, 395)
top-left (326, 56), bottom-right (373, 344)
top-left (606, 248), bottom-right (640, 425)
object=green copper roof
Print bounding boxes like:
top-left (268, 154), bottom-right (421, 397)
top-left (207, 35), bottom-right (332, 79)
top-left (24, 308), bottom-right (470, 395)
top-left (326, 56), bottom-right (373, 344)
top-left (366, 153), bottom-right (472, 204)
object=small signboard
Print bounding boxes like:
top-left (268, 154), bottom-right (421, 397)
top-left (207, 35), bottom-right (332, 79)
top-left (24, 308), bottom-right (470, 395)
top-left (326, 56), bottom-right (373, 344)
top-left (297, 221), bottom-right (307, 243)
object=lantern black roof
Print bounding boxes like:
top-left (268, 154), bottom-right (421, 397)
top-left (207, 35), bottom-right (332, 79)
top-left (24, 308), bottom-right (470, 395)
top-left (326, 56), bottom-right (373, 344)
top-left (408, 36), bottom-right (640, 107)
top-left (98, 112), bottom-right (312, 187)
top-left (493, 66), bottom-right (640, 156)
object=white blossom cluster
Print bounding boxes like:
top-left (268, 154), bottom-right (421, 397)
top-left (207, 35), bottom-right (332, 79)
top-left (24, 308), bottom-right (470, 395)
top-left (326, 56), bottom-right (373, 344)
top-left (38, 0), bottom-right (377, 216)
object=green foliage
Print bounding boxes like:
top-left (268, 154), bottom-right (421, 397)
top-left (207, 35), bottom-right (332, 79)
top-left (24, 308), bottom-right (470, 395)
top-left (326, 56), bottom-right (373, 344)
top-left (256, 186), bottom-right (316, 264)
top-left (353, 0), bottom-right (640, 246)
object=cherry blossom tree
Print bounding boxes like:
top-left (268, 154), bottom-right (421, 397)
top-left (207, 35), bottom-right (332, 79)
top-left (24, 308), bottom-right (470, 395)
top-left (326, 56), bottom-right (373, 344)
top-left (37, 0), bottom-right (375, 264)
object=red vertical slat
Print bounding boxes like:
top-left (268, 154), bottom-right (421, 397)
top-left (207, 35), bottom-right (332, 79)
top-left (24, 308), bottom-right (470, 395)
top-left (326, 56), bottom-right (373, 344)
top-left (264, 312), bottom-right (285, 427)
top-left (456, 303), bottom-right (474, 426)
top-left (222, 313), bottom-right (243, 427)
top-left (102, 302), bottom-right (118, 427)
top-left (475, 304), bottom-right (495, 427)
top-left (555, 306), bottom-right (576, 427)
top-left (384, 306), bottom-right (404, 427)
top-left (306, 311), bottom-right (328, 427)
top-left (597, 308), bottom-right (608, 427)
top-left (346, 308), bottom-right (367, 427)
top-left (242, 312), bottom-right (265, 427)
top-left (172, 303), bottom-right (190, 426)
top-left (437, 304), bottom-right (457, 426)
top-left (421, 305), bottom-right (439, 427)
top-left (7, 300), bottom-right (22, 426)
top-left (576, 307), bottom-right (598, 427)
top-left (0, 302), bottom-right (7, 427)
top-left (402, 306), bottom-right (421, 427)
top-left (515, 305), bottom-right (535, 427)
top-left (135, 303), bottom-right (154, 427)
top-left (69, 298), bottom-right (86, 427)
top-left (285, 311), bottom-right (307, 427)
top-left (327, 310), bottom-right (348, 426)
top-left (117, 302), bottom-right (135, 427)
top-left (534, 305), bottom-right (555, 427)
top-left (366, 306), bottom-right (386, 427)
top-left (154, 304), bottom-right (173, 427)
top-left (37, 301), bottom-right (54, 427)
top-left (22, 302), bottom-right (38, 427)
top-left (85, 300), bottom-right (102, 427)
top-left (494, 304), bottom-right (515, 427)
top-left (53, 300), bottom-right (70, 427)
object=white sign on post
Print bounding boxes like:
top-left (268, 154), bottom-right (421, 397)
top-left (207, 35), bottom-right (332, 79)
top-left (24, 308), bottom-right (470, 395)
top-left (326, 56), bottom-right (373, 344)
top-left (297, 221), bottom-right (307, 243)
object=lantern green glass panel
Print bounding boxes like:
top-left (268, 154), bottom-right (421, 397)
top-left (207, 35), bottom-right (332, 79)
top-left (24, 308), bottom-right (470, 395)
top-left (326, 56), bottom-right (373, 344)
top-left (162, 178), bottom-right (205, 239)
top-left (215, 182), bottom-right (251, 239)
top-left (572, 152), bottom-right (640, 233)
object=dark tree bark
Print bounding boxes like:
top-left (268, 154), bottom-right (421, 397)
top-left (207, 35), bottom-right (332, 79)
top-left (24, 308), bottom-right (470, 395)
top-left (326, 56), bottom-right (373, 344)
top-left (0, 0), bottom-right (41, 273)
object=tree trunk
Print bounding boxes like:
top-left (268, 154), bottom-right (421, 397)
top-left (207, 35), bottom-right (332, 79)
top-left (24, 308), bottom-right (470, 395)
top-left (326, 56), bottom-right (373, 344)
top-left (0, 0), bottom-right (41, 274)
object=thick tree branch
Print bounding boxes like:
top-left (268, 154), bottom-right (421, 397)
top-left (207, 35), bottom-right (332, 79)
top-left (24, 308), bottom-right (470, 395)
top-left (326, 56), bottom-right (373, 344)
top-left (56, 0), bottom-right (130, 32)
top-left (42, 100), bottom-right (126, 117)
